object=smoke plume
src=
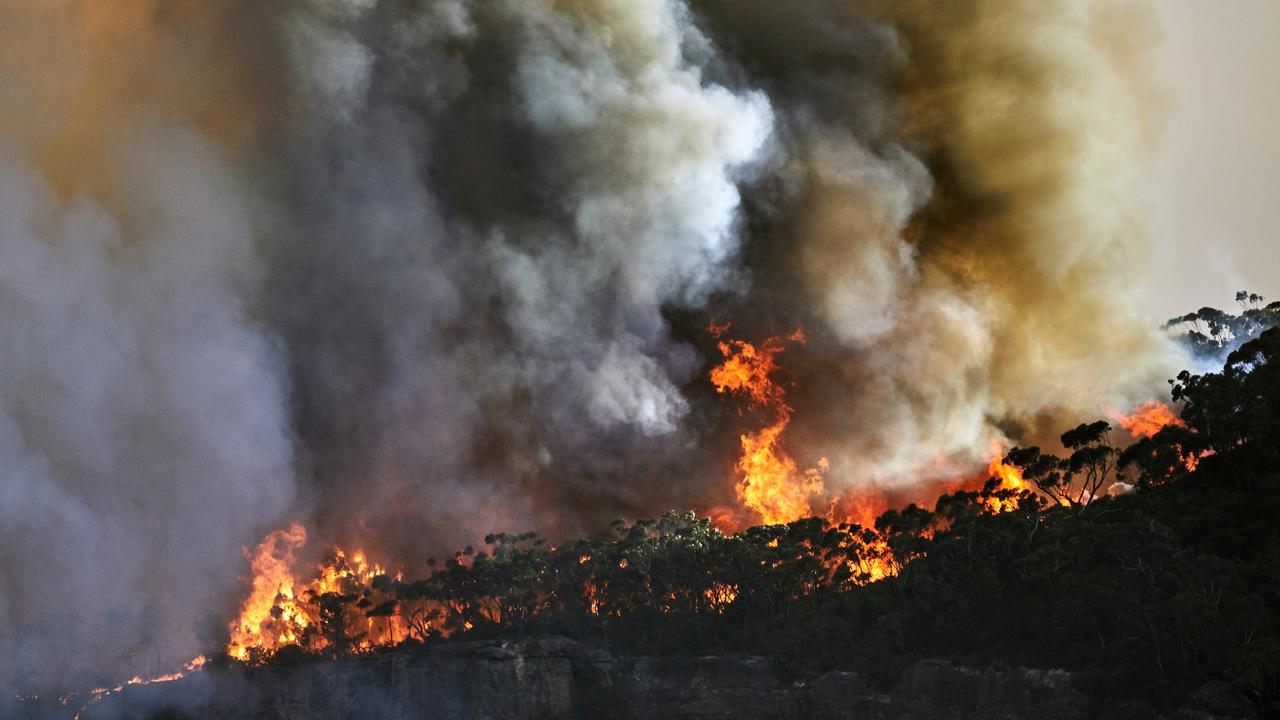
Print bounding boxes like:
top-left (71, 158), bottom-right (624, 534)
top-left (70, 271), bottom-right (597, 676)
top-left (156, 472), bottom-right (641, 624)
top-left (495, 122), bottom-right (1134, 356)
top-left (0, 0), bottom-right (1182, 692)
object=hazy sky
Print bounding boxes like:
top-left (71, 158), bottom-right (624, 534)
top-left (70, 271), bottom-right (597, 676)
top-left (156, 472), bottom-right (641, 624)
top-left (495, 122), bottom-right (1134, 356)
top-left (1146, 0), bottom-right (1280, 319)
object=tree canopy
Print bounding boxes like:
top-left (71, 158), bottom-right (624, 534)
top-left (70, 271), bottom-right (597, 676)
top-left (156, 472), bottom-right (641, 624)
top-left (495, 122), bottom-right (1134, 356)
top-left (233, 300), bottom-right (1280, 716)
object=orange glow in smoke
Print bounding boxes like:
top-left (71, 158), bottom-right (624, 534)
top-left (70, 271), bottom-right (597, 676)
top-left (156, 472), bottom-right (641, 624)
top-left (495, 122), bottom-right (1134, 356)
top-left (826, 488), bottom-right (890, 530)
top-left (1116, 401), bottom-right (1185, 438)
top-left (1112, 401), bottom-right (1201, 471)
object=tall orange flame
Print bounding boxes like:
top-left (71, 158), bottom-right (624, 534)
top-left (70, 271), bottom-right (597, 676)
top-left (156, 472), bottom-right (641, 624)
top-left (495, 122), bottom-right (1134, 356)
top-left (225, 523), bottom-right (412, 662)
top-left (226, 522), bottom-right (309, 661)
top-left (710, 324), bottom-right (825, 524)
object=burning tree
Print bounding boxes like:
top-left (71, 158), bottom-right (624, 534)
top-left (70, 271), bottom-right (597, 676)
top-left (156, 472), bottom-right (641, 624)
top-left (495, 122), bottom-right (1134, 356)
top-left (1001, 421), bottom-right (1117, 517)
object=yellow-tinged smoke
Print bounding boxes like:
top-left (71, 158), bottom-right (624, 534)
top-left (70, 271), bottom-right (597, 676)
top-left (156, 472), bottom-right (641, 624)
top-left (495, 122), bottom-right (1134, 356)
top-left (0, 0), bottom-right (295, 695)
top-left (692, 0), bottom-right (1181, 493)
top-left (864, 0), bottom-right (1181, 460)
top-left (0, 0), bottom-right (280, 196)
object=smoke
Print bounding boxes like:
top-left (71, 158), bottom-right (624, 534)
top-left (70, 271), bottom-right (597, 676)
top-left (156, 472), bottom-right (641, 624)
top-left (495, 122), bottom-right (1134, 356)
top-left (0, 0), bottom-right (1185, 693)
top-left (694, 0), bottom-right (1182, 487)
top-left (262, 0), bottom-right (773, 554)
top-left (0, 0), bottom-right (294, 692)
top-left (0, 128), bottom-right (295, 688)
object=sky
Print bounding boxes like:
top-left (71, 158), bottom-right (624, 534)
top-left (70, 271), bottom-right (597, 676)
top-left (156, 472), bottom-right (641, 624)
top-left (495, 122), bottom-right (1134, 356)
top-left (1146, 0), bottom-right (1280, 319)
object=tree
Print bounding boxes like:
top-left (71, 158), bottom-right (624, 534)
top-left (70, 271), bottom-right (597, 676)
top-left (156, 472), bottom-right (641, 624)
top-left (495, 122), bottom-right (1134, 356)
top-left (312, 591), bottom-right (362, 658)
top-left (1172, 326), bottom-right (1280, 465)
top-left (1004, 421), bottom-right (1117, 517)
top-left (1163, 292), bottom-right (1280, 359)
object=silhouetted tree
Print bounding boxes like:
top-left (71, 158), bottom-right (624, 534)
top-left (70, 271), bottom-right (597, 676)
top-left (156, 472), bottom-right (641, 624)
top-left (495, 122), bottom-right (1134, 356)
top-left (1164, 291), bottom-right (1280, 358)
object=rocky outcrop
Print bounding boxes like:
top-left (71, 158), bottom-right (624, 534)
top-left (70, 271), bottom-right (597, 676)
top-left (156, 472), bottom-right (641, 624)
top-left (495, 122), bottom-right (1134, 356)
top-left (890, 659), bottom-right (1088, 720)
top-left (56, 638), bottom-right (1256, 720)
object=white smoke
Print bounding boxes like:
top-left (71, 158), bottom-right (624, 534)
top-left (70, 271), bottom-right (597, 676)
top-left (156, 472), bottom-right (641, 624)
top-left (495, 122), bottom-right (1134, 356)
top-left (0, 128), bottom-right (294, 688)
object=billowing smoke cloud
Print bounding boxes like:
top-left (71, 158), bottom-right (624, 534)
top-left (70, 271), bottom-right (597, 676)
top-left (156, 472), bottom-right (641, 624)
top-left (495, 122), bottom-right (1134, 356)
top-left (694, 0), bottom-right (1181, 488)
top-left (261, 0), bottom-right (774, 555)
top-left (0, 1), bottom-right (293, 692)
top-left (0, 0), bottom-right (1183, 693)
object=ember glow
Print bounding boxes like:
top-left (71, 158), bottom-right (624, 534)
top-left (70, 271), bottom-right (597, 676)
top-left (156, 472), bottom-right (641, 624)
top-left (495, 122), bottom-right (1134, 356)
top-left (704, 583), bottom-right (740, 613)
top-left (71, 656), bottom-right (209, 720)
top-left (710, 325), bottom-right (827, 525)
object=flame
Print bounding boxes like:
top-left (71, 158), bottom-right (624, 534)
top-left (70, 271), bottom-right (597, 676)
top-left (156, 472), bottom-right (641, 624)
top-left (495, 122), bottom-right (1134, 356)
top-left (213, 392), bottom-right (1194, 670)
top-left (1116, 401), bottom-right (1185, 438)
top-left (225, 524), bottom-right (411, 663)
top-left (116, 654), bottom-right (207, 688)
top-left (583, 581), bottom-right (603, 616)
top-left (226, 522), bottom-right (309, 661)
top-left (988, 457), bottom-right (1026, 492)
top-left (710, 324), bottom-right (825, 524)
top-left (851, 537), bottom-right (898, 584)
top-left (71, 655), bottom-right (209, 719)
top-left (985, 450), bottom-right (1029, 511)
top-left (708, 323), bottom-right (1042, 583)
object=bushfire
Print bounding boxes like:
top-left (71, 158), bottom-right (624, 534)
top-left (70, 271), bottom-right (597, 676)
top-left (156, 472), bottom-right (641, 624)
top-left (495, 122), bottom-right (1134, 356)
top-left (227, 523), bottom-right (410, 662)
top-left (66, 656), bottom-right (209, 719)
top-left (707, 325), bottom-right (1032, 524)
top-left (201, 331), bottom-right (1189, 668)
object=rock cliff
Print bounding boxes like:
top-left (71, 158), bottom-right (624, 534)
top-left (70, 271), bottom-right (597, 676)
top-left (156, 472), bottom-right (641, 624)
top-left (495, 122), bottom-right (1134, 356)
top-left (41, 638), bottom-right (1254, 720)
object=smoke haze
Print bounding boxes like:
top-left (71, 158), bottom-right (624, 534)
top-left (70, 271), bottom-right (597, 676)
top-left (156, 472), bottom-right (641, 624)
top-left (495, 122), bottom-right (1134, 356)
top-left (1146, 0), bottom-right (1280, 319)
top-left (0, 0), bottom-right (1196, 692)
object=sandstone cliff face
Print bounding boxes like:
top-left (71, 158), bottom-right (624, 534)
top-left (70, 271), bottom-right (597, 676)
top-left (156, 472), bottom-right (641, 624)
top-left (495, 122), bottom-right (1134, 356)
top-left (60, 638), bottom-right (1254, 720)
